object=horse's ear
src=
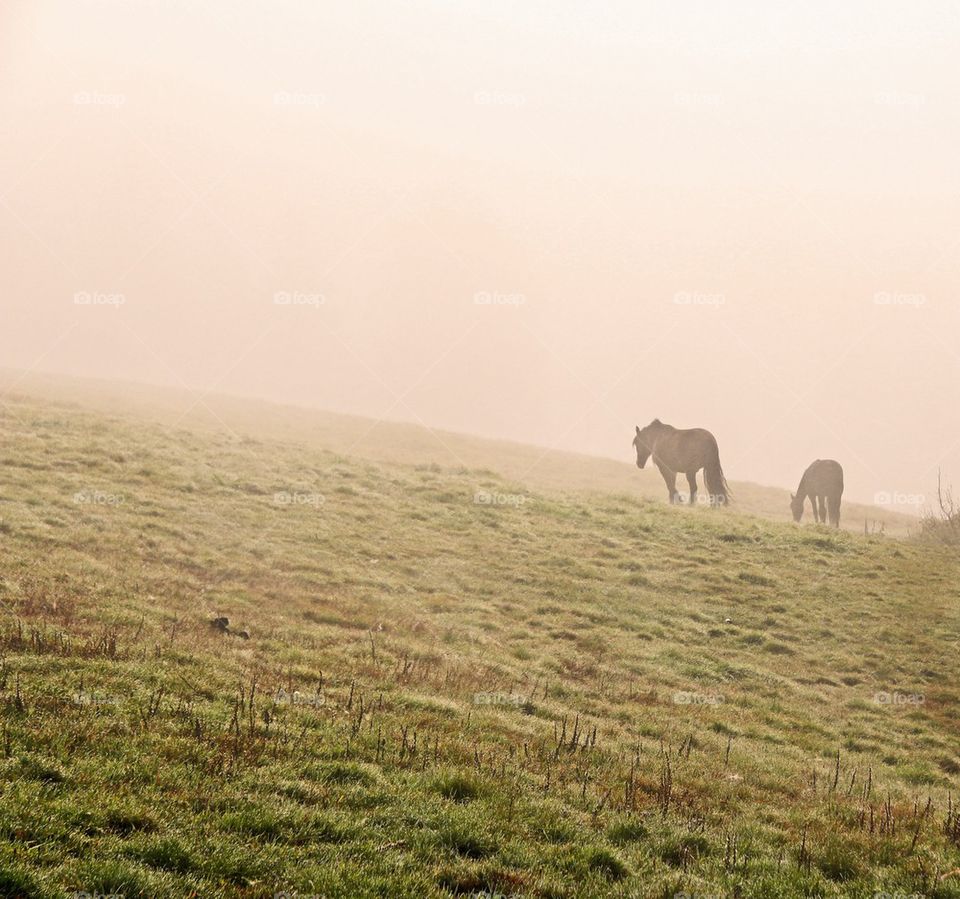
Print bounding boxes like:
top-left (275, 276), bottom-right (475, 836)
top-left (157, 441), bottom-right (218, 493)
top-left (652, 417), bottom-right (661, 425)
top-left (635, 425), bottom-right (641, 435)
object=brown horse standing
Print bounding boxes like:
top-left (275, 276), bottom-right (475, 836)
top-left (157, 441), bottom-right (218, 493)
top-left (790, 459), bottom-right (843, 527)
top-left (632, 419), bottom-right (730, 505)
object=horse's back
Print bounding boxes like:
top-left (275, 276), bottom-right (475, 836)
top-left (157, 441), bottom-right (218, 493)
top-left (678, 427), bottom-right (718, 447)
top-left (805, 459), bottom-right (843, 494)
top-left (658, 427), bottom-right (719, 469)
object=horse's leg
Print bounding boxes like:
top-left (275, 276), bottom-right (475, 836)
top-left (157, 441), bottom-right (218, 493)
top-left (686, 471), bottom-right (698, 506)
top-left (817, 496), bottom-right (827, 523)
top-left (657, 462), bottom-right (678, 503)
top-left (828, 494), bottom-right (841, 528)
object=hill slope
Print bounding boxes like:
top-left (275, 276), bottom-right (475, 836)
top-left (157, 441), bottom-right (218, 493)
top-left (0, 369), bottom-right (917, 535)
top-left (0, 389), bottom-right (958, 898)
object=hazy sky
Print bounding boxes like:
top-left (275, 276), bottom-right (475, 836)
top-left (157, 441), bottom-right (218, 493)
top-left (2, 1), bottom-right (959, 508)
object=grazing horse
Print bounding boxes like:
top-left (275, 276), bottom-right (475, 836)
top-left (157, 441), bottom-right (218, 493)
top-left (632, 419), bottom-right (730, 505)
top-left (791, 459), bottom-right (843, 527)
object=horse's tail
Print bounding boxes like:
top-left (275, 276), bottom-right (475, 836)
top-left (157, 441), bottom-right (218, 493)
top-left (704, 444), bottom-right (730, 506)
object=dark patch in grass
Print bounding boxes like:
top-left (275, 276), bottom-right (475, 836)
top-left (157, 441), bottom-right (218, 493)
top-left (0, 865), bottom-right (41, 899)
top-left (201, 847), bottom-right (265, 884)
top-left (435, 868), bottom-right (489, 895)
top-left (939, 756), bottom-right (960, 774)
top-left (658, 832), bottom-right (710, 868)
top-left (537, 820), bottom-right (577, 844)
top-left (738, 572), bottom-right (776, 587)
top-left (132, 837), bottom-right (195, 874)
top-left (551, 629), bottom-right (579, 641)
top-left (606, 819), bottom-right (648, 845)
top-left (806, 537), bottom-right (846, 552)
top-left (438, 826), bottom-right (496, 859)
top-left (437, 867), bottom-right (531, 897)
top-left (18, 756), bottom-right (66, 784)
top-left (585, 846), bottom-right (629, 880)
top-left (817, 838), bottom-right (863, 881)
top-left (626, 573), bottom-right (652, 587)
top-left (104, 809), bottom-right (157, 836)
top-left (434, 772), bottom-right (485, 803)
top-left (709, 721), bottom-right (736, 736)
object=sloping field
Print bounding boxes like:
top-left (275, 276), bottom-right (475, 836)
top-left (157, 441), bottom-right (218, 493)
top-left (0, 369), bottom-right (917, 536)
top-left (0, 387), bottom-right (957, 897)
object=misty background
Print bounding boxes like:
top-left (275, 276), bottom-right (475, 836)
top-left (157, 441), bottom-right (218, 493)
top-left (2, 1), bottom-right (959, 508)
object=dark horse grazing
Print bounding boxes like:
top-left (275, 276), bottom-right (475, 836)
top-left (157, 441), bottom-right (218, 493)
top-left (633, 419), bottom-right (730, 505)
top-left (791, 459), bottom-right (843, 527)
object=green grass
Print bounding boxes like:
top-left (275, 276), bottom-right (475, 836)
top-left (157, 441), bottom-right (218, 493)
top-left (1, 367), bottom-right (918, 536)
top-left (0, 387), bottom-right (958, 897)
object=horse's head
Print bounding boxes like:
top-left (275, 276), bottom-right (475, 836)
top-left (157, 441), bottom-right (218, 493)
top-left (789, 492), bottom-right (804, 522)
top-left (633, 421), bottom-right (659, 469)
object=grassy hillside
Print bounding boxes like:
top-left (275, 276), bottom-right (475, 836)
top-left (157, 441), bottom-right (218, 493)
top-left (1, 388), bottom-right (958, 898)
top-left (0, 369), bottom-right (917, 536)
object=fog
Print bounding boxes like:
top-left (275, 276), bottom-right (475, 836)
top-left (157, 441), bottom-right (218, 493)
top-left (3, 0), bottom-right (959, 508)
